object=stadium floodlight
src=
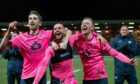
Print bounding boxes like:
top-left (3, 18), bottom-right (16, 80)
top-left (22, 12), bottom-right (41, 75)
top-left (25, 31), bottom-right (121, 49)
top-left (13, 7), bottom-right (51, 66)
top-left (74, 27), bottom-right (77, 29)
top-left (95, 27), bottom-right (100, 29)
top-left (105, 30), bottom-right (109, 33)
top-left (122, 22), bottom-right (125, 24)
top-left (128, 26), bottom-right (134, 28)
top-left (129, 22), bottom-right (135, 25)
top-left (129, 30), bottom-right (133, 32)
top-left (94, 23), bottom-right (99, 26)
top-left (96, 30), bottom-right (102, 33)
top-left (1, 28), bottom-right (7, 31)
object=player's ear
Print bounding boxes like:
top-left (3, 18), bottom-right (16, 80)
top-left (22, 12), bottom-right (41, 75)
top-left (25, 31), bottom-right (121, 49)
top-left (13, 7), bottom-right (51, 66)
top-left (40, 23), bottom-right (42, 26)
top-left (38, 23), bottom-right (42, 27)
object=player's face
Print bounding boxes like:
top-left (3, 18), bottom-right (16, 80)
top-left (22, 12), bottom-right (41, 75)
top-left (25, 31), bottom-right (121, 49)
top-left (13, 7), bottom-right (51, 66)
top-left (120, 26), bottom-right (129, 36)
top-left (81, 19), bottom-right (93, 35)
top-left (28, 14), bottom-right (41, 30)
top-left (53, 24), bottom-right (65, 40)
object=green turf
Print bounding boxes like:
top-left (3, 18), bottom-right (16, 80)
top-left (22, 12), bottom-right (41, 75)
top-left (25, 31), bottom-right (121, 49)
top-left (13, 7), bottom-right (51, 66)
top-left (0, 58), bottom-right (7, 84)
top-left (0, 56), bottom-right (140, 84)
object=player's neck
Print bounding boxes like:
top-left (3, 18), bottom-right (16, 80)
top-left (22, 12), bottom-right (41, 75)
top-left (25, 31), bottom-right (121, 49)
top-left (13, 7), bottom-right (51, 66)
top-left (29, 29), bottom-right (39, 36)
top-left (83, 32), bottom-right (93, 41)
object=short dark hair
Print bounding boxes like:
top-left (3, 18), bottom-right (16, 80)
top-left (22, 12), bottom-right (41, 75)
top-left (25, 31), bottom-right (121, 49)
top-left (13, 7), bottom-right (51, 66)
top-left (83, 17), bottom-right (95, 26)
top-left (28, 10), bottom-right (42, 23)
top-left (54, 22), bottom-right (65, 27)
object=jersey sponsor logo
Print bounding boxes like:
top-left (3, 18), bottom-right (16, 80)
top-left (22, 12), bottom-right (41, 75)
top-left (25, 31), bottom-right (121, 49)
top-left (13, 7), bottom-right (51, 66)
top-left (90, 44), bottom-right (94, 48)
top-left (31, 41), bottom-right (41, 50)
top-left (78, 43), bottom-right (93, 57)
top-left (82, 49), bottom-right (91, 57)
top-left (60, 52), bottom-right (70, 58)
top-left (38, 35), bottom-right (44, 40)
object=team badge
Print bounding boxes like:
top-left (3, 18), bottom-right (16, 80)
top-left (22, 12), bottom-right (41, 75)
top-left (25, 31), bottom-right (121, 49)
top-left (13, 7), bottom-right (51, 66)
top-left (38, 35), bottom-right (44, 39)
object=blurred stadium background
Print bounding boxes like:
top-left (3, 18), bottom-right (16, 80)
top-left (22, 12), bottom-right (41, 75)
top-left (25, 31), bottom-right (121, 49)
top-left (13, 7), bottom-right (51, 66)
top-left (0, 0), bottom-right (140, 84)
top-left (1, 20), bottom-right (140, 44)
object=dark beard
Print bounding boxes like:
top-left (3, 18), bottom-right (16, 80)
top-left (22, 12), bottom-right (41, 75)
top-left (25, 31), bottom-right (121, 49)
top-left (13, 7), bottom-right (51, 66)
top-left (55, 34), bottom-right (63, 43)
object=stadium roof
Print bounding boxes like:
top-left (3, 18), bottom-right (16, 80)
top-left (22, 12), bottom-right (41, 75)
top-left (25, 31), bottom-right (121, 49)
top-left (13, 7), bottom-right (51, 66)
top-left (0, 20), bottom-right (140, 32)
top-left (1, 20), bottom-right (140, 26)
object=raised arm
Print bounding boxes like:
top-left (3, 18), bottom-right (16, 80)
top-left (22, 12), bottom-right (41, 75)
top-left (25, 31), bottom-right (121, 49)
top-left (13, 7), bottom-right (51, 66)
top-left (0, 21), bottom-right (17, 50)
top-left (105, 44), bottom-right (138, 66)
top-left (59, 28), bottom-right (72, 49)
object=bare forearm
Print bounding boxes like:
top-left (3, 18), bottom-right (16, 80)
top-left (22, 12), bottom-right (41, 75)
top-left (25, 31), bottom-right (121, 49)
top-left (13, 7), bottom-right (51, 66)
top-left (0, 21), bottom-right (17, 50)
top-left (63, 29), bottom-right (72, 43)
top-left (58, 29), bottom-right (72, 49)
top-left (52, 29), bottom-right (72, 50)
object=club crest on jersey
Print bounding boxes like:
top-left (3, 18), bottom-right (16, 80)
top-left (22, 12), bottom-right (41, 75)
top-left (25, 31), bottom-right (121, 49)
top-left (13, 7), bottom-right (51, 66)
top-left (38, 35), bottom-right (44, 39)
top-left (31, 41), bottom-right (42, 50)
top-left (90, 44), bottom-right (94, 48)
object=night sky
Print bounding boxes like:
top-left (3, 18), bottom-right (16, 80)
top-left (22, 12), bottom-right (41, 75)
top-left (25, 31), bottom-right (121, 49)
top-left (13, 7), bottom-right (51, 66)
top-left (0, 0), bottom-right (140, 22)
